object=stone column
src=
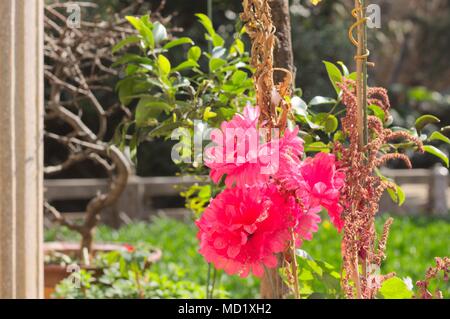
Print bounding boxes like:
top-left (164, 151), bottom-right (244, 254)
top-left (0, 0), bottom-right (44, 299)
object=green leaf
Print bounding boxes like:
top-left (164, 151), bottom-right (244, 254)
top-left (125, 16), bottom-right (143, 31)
top-left (140, 15), bottom-right (153, 29)
top-left (315, 113), bottom-right (338, 134)
top-left (387, 184), bottom-right (406, 206)
top-left (211, 46), bottom-right (226, 58)
top-left (112, 36), bottom-right (141, 53)
top-left (196, 13), bottom-right (215, 36)
top-left (116, 77), bottom-right (140, 106)
top-left (309, 96), bottom-right (337, 107)
top-left (209, 58), bottom-right (226, 72)
top-left (306, 260), bottom-right (323, 277)
top-left (323, 61), bottom-right (343, 95)
top-left (396, 184), bottom-right (406, 206)
top-left (152, 22), bottom-right (168, 44)
top-left (291, 96), bottom-right (308, 117)
top-left (162, 37), bottom-right (194, 50)
top-left (125, 64), bottom-right (139, 76)
top-left (230, 38), bottom-right (245, 55)
top-left (217, 107), bottom-right (236, 120)
top-left (140, 30), bottom-right (155, 50)
top-left (375, 169), bottom-right (404, 206)
top-left (112, 54), bottom-right (152, 67)
top-left (172, 60), bottom-right (199, 72)
top-left (415, 114), bottom-right (440, 132)
top-left (150, 121), bottom-right (182, 137)
top-left (423, 145), bottom-right (449, 167)
top-left (305, 142), bottom-right (330, 153)
top-left (324, 115), bottom-right (338, 134)
top-left (429, 131), bottom-right (450, 145)
top-left (135, 98), bottom-right (172, 127)
top-left (212, 34), bottom-right (225, 47)
top-left (296, 249), bottom-right (314, 260)
top-left (157, 55), bottom-right (171, 76)
top-left (347, 72), bottom-right (357, 81)
top-left (203, 107), bottom-right (217, 121)
top-left (231, 70), bottom-right (248, 85)
top-left (440, 126), bottom-right (450, 135)
top-left (188, 46), bottom-right (202, 62)
top-left (378, 277), bottom-right (413, 299)
top-left (126, 16), bottom-right (154, 49)
top-left (116, 79), bottom-right (132, 103)
top-left (129, 134), bottom-right (138, 161)
top-left (386, 187), bottom-right (397, 205)
top-left (368, 104), bottom-right (385, 123)
top-left (294, 251), bottom-right (343, 299)
top-left (333, 130), bottom-right (345, 142)
top-left (292, 96), bottom-right (324, 130)
top-left (337, 61), bottom-right (349, 76)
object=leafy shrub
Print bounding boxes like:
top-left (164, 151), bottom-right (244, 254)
top-left (113, 14), bottom-right (254, 167)
top-left (53, 244), bottom-right (226, 299)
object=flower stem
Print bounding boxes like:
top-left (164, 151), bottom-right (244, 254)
top-left (353, 0), bottom-right (369, 299)
top-left (354, 258), bottom-right (362, 299)
top-left (291, 232), bottom-right (300, 299)
top-left (206, 262), bottom-right (211, 298)
top-left (211, 267), bottom-right (217, 298)
top-left (362, 0), bottom-right (369, 146)
top-left (355, 0), bottom-right (368, 149)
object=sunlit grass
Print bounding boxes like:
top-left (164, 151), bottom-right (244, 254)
top-left (45, 213), bottom-right (450, 298)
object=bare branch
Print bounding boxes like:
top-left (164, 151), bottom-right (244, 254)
top-left (44, 201), bottom-right (84, 233)
top-left (43, 0), bottom-right (174, 254)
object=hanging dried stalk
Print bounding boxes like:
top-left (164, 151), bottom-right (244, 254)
top-left (241, 0), bottom-right (294, 298)
top-left (241, 0), bottom-right (275, 126)
top-left (241, 0), bottom-right (292, 132)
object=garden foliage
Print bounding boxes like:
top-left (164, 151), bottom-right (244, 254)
top-left (111, 11), bottom-right (450, 299)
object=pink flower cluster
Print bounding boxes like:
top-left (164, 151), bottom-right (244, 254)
top-left (197, 106), bottom-right (345, 277)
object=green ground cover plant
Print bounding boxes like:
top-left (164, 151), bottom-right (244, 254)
top-left (46, 214), bottom-right (450, 298)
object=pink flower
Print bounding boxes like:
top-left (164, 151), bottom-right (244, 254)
top-left (197, 104), bottom-right (345, 279)
top-left (277, 152), bottom-right (345, 231)
top-left (267, 126), bottom-right (304, 173)
top-left (205, 105), bottom-right (268, 188)
top-left (196, 184), bottom-right (294, 277)
top-left (205, 105), bottom-right (304, 188)
top-left (295, 210), bottom-right (321, 246)
top-left (279, 127), bottom-right (304, 166)
top-left (322, 201), bottom-right (344, 231)
top-left (285, 195), bottom-right (321, 247)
